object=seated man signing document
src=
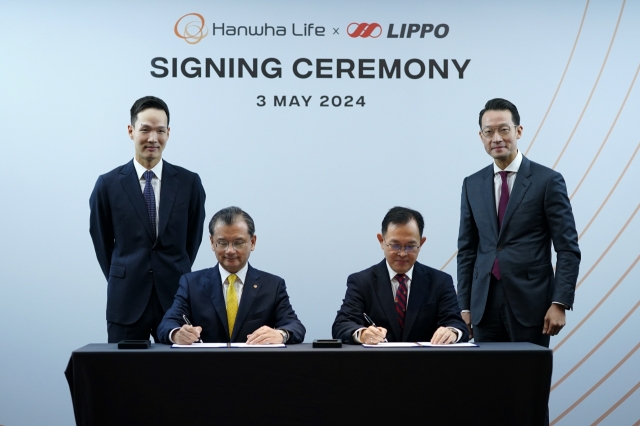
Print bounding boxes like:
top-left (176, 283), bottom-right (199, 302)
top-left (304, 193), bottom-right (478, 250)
top-left (157, 207), bottom-right (306, 344)
top-left (332, 207), bottom-right (468, 345)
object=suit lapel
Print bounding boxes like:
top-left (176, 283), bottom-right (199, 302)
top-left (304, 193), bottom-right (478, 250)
top-left (206, 265), bottom-right (230, 338)
top-left (232, 264), bottom-right (261, 341)
top-left (157, 161), bottom-right (178, 240)
top-left (403, 263), bottom-right (428, 340)
top-left (480, 165), bottom-right (499, 239)
top-left (500, 156), bottom-right (532, 239)
top-left (373, 261), bottom-right (402, 341)
top-left (119, 160), bottom-right (155, 242)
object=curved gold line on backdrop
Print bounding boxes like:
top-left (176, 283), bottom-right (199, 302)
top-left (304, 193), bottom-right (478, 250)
top-left (550, 342), bottom-right (640, 425)
top-left (578, 141), bottom-right (639, 241)
top-left (575, 203), bottom-right (639, 291)
top-left (551, 299), bottom-right (639, 391)
top-left (524, 0), bottom-right (590, 157)
top-left (570, 63), bottom-right (640, 200)
top-left (554, 254), bottom-right (639, 352)
top-left (591, 381), bottom-right (640, 425)
top-left (551, 0), bottom-right (627, 171)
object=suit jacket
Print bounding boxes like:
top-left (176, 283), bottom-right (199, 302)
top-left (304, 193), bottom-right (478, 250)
top-left (332, 260), bottom-right (468, 343)
top-left (90, 159), bottom-right (206, 324)
top-left (157, 264), bottom-right (306, 343)
top-left (457, 155), bottom-right (581, 327)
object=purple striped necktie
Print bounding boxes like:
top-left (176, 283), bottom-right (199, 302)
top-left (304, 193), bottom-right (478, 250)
top-left (395, 274), bottom-right (408, 330)
top-left (491, 171), bottom-right (509, 280)
top-left (143, 170), bottom-right (157, 240)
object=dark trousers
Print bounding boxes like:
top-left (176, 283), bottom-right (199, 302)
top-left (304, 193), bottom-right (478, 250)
top-left (474, 276), bottom-right (550, 348)
top-left (107, 286), bottom-right (164, 343)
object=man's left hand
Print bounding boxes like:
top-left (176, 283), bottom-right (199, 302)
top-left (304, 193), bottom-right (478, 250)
top-left (430, 327), bottom-right (457, 345)
top-left (246, 326), bottom-right (285, 344)
top-left (543, 304), bottom-right (566, 335)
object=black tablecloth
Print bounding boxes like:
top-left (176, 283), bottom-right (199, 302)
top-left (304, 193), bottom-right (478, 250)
top-left (65, 342), bottom-right (551, 426)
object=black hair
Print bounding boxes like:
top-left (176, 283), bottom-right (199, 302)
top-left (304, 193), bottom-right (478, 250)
top-left (130, 96), bottom-right (170, 126)
top-left (209, 206), bottom-right (255, 237)
top-left (478, 98), bottom-right (520, 128)
top-left (381, 206), bottom-right (425, 237)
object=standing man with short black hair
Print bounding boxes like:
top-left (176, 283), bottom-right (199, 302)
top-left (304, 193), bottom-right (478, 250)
top-left (457, 98), bottom-right (580, 348)
top-left (90, 96), bottom-right (206, 343)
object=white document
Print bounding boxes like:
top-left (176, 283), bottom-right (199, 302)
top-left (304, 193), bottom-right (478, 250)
top-left (230, 343), bottom-right (286, 348)
top-left (362, 342), bottom-right (420, 348)
top-left (172, 343), bottom-right (287, 348)
top-left (417, 342), bottom-right (478, 347)
top-left (172, 343), bottom-right (228, 348)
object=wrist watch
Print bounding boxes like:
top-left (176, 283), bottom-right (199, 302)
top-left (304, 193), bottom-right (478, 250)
top-left (278, 329), bottom-right (288, 343)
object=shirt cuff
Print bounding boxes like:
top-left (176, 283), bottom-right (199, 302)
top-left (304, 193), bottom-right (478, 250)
top-left (447, 327), bottom-right (463, 343)
top-left (352, 328), bottom-right (367, 344)
top-left (169, 328), bottom-right (180, 343)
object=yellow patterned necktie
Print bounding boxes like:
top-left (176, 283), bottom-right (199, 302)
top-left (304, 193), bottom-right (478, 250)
top-left (226, 274), bottom-right (239, 337)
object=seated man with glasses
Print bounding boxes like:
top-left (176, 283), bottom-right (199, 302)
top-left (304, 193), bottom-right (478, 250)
top-left (157, 206), bottom-right (306, 345)
top-left (332, 206), bottom-right (467, 345)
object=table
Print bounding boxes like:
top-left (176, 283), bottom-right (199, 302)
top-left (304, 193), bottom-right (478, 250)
top-left (65, 342), bottom-right (551, 425)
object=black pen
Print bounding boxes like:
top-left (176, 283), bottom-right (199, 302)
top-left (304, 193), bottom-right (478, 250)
top-left (362, 313), bottom-right (388, 343)
top-left (182, 314), bottom-right (203, 343)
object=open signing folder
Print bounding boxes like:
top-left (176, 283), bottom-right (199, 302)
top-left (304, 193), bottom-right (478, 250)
top-left (172, 343), bottom-right (286, 348)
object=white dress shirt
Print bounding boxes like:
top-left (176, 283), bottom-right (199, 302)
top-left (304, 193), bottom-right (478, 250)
top-left (132, 158), bottom-right (162, 236)
top-left (492, 150), bottom-right (523, 213)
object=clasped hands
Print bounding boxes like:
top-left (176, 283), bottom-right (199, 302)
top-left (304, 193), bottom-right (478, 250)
top-left (172, 325), bottom-right (285, 345)
top-left (360, 325), bottom-right (457, 345)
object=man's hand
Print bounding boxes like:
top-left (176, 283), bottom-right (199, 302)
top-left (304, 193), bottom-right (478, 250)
top-left (430, 327), bottom-right (457, 345)
top-left (172, 325), bottom-right (202, 345)
top-left (246, 326), bottom-right (285, 344)
top-left (360, 326), bottom-right (387, 345)
top-left (543, 304), bottom-right (566, 335)
top-left (462, 311), bottom-right (473, 340)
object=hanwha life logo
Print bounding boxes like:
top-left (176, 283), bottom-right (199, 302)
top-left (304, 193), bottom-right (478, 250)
top-left (347, 22), bottom-right (382, 38)
top-left (174, 13), bottom-right (209, 44)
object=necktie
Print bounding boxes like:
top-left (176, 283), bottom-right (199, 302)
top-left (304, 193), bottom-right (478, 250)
top-left (143, 170), bottom-right (157, 240)
top-left (226, 274), bottom-right (239, 338)
top-left (492, 171), bottom-right (510, 280)
top-left (395, 274), bottom-right (408, 331)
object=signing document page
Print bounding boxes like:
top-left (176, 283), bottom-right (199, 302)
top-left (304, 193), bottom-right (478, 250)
top-left (172, 343), bottom-right (286, 348)
top-left (362, 342), bottom-right (478, 348)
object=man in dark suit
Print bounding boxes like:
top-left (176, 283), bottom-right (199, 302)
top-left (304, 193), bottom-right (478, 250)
top-left (90, 96), bottom-right (206, 343)
top-left (332, 207), bottom-right (467, 345)
top-left (457, 98), bottom-right (581, 348)
top-left (157, 206), bottom-right (305, 344)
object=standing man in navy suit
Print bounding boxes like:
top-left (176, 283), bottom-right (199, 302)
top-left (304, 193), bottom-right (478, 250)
top-left (157, 206), bottom-right (305, 344)
top-left (90, 96), bottom-right (206, 343)
top-left (332, 207), bottom-right (467, 345)
top-left (457, 98), bottom-right (581, 347)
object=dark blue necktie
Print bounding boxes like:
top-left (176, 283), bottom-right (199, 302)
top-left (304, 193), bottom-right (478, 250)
top-left (143, 170), bottom-right (157, 240)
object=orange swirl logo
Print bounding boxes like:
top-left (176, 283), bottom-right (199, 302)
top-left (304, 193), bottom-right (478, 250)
top-left (174, 13), bottom-right (208, 44)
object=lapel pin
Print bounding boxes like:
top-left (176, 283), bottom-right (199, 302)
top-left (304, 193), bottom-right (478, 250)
top-left (253, 284), bottom-right (257, 288)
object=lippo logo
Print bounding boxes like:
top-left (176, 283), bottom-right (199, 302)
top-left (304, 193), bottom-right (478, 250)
top-left (347, 22), bottom-right (449, 39)
top-left (174, 13), bottom-right (209, 44)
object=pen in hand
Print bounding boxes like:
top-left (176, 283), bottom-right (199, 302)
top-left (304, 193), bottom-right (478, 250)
top-left (182, 314), bottom-right (203, 343)
top-left (362, 312), bottom-right (388, 343)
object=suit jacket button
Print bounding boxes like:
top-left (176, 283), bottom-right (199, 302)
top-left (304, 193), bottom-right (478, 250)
top-left (148, 269), bottom-right (153, 273)
top-left (497, 246), bottom-right (503, 251)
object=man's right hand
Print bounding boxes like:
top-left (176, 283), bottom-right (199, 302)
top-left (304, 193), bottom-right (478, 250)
top-left (360, 326), bottom-right (387, 344)
top-left (172, 324), bottom-right (202, 345)
top-left (462, 312), bottom-right (473, 340)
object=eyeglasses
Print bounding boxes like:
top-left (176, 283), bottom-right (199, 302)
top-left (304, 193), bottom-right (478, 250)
top-left (384, 242), bottom-right (420, 254)
top-left (481, 125), bottom-right (516, 138)
top-left (215, 240), bottom-right (247, 251)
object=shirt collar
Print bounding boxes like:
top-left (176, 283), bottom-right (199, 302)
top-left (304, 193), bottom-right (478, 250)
top-left (493, 150), bottom-right (522, 175)
top-left (133, 158), bottom-right (163, 181)
top-left (219, 262), bottom-right (249, 286)
top-left (385, 260), bottom-right (414, 283)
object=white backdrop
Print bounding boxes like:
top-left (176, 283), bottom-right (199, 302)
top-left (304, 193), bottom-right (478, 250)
top-left (0, 1), bottom-right (638, 424)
